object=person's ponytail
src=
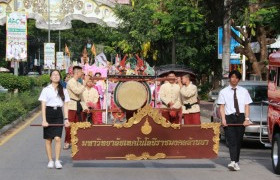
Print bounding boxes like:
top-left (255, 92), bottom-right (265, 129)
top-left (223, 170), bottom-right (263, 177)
top-left (57, 83), bottom-right (65, 101)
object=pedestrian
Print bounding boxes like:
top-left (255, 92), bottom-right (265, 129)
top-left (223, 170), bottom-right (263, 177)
top-left (178, 74), bottom-right (200, 125)
top-left (38, 70), bottom-right (70, 169)
top-left (217, 70), bottom-right (252, 171)
top-left (61, 73), bottom-right (71, 88)
top-left (64, 66), bottom-right (88, 149)
top-left (159, 72), bottom-right (181, 124)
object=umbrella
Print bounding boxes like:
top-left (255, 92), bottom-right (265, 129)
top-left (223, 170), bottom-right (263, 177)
top-left (155, 64), bottom-right (196, 78)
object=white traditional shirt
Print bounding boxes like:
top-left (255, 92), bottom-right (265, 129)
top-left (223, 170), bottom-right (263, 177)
top-left (159, 82), bottom-right (181, 109)
top-left (180, 82), bottom-right (200, 114)
top-left (81, 87), bottom-right (99, 109)
top-left (217, 85), bottom-right (252, 115)
top-left (38, 84), bottom-right (70, 107)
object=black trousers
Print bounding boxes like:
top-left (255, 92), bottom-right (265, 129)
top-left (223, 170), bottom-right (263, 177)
top-left (224, 113), bottom-right (245, 162)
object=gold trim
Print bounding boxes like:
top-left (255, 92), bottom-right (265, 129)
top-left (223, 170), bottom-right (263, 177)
top-left (113, 105), bottom-right (180, 130)
top-left (71, 122), bottom-right (91, 157)
top-left (201, 123), bottom-right (220, 154)
top-left (141, 118), bottom-right (152, 135)
top-left (124, 152), bottom-right (166, 160)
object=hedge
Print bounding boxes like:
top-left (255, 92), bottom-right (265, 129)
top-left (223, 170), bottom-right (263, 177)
top-left (0, 88), bottom-right (41, 129)
top-left (0, 73), bottom-right (50, 92)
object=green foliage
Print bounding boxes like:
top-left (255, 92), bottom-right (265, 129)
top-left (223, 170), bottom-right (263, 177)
top-left (0, 73), bottom-right (19, 91)
top-left (0, 73), bottom-right (50, 91)
top-left (0, 88), bottom-right (41, 128)
top-left (37, 74), bottom-right (50, 87)
top-left (17, 76), bottom-right (32, 92)
top-left (198, 82), bottom-right (212, 100)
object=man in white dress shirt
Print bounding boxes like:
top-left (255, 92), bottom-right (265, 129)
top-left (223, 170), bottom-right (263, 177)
top-left (217, 70), bottom-right (252, 171)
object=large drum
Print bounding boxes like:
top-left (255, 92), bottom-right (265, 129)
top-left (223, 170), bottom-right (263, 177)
top-left (114, 81), bottom-right (152, 111)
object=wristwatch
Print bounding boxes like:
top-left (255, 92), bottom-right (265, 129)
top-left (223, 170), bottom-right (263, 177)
top-left (64, 118), bottom-right (68, 121)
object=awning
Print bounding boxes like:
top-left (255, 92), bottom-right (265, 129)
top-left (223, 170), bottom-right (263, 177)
top-left (269, 35), bottom-right (280, 48)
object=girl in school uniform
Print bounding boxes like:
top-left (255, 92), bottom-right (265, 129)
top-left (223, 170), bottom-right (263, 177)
top-left (38, 70), bottom-right (70, 169)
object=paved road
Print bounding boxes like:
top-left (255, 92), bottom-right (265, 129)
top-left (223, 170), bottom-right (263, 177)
top-left (0, 112), bottom-right (279, 180)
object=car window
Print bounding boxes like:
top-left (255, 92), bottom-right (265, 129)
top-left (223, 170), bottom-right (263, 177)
top-left (240, 85), bottom-right (267, 102)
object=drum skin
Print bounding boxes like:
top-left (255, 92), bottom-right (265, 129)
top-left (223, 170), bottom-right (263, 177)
top-left (114, 81), bottom-right (151, 111)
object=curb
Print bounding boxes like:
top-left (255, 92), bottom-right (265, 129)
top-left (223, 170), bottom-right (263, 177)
top-left (0, 106), bottom-right (40, 135)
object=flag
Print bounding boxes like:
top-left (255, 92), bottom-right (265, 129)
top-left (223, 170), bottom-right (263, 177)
top-left (115, 54), bottom-right (120, 66)
top-left (95, 52), bottom-right (107, 66)
top-left (91, 44), bottom-right (96, 57)
top-left (65, 44), bottom-right (70, 57)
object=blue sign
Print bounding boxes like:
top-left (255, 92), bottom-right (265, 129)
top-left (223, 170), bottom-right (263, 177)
top-left (218, 26), bottom-right (241, 59)
top-left (230, 59), bottom-right (241, 64)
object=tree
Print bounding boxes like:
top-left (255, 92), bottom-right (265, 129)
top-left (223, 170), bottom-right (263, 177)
top-left (230, 0), bottom-right (280, 79)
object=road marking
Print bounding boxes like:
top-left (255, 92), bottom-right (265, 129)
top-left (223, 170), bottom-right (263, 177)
top-left (0, 111), bottom-right (41, 146)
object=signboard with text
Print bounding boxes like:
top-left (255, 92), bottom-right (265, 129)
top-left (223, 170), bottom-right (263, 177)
top-left (6, 12), bottom-right (27, 61)
top-left (44, 43), bottom-right (55, 69)
top-left (218, 26), bottom-right (241, 60)
top-left (56, 52), bottom-right (64, 69)
top-left (71, 105), bottom-right (220, 160)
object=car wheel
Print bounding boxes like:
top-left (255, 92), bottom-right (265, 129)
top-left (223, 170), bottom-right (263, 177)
top-left (272, 133), bottom-right (280, 175)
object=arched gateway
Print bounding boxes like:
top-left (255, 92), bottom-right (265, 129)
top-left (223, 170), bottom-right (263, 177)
top-left (0, 0), bottom-right (129, 29)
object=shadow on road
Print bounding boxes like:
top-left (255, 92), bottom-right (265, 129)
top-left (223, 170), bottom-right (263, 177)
top-left (214, 140), bottom-right (274, 173)
top-left (71, 161), bottom-right (216, 169)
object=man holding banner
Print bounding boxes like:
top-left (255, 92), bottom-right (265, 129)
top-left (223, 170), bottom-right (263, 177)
top-left (217, 70), bottom-right (252, 171)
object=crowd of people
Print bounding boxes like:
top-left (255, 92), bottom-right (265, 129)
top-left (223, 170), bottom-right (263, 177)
top-left (38, 65), bottom-right (201, 169)
top-left (38, 64), bottom-right (254, 173)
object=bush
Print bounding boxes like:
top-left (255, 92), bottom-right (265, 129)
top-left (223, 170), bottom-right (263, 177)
top-left (38, 74), bottom-right (50, 87)
top-left (17, 76), bottom-right (32, 92)
top-left (0, 73), bottom-right (50, 91)
top-left (198, 82), bottom-right (212, 100)
top-left (0, 88), bottom-right (41, 128)
top-left (0, 73), bottom-right (18, 91)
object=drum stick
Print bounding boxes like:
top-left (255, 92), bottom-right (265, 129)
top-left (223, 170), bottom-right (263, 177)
top-left (30, 124), bottom-right (64, 127)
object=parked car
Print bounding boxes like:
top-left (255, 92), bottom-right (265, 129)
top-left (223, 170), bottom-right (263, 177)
top-left (27, 71), bottom-right (39, 77)
top-left (208, 88), bottom-right (221, 102)
top-left (211, 81), bottom-right (268, 142)
top-left (0, 85), bottom-right (8, 93)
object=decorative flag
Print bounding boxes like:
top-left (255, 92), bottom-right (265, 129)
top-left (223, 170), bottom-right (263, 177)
top-left (95, 52), bottom-right (107, 66)
top-left (65, 44), bottom-right (70, 57)
top-left (91, 44), bottom-right (96, 57)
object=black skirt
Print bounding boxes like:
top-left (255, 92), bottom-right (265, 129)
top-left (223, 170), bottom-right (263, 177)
top-left (44, 107), bottom-right (64, 139)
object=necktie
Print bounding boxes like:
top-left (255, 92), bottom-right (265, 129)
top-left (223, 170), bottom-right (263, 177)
top-left (232, 88), bottom-right (240, 115)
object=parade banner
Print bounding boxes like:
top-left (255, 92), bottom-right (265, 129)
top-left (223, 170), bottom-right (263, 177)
top-left (44, 43), bottom-right (55, 69)
top-left (71, 105), bottom-right (220, 160)
top-left (56, 52), bottom-right (64, 70)
top-left (6, 12), bottom-right (27, 61)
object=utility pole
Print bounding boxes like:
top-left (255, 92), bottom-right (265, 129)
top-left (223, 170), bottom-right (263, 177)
top-left (48, 0), bottom-right (51, 74)
top-left (14, 0), bottom-right (18, 76)
top-left (59, 30), bottom-right (61, 51)
top-left (222, 0), bottom-right (232, 82)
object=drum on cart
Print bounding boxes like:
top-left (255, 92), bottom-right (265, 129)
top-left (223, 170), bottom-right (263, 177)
top-left (114, 81), bottom-right (152, 111)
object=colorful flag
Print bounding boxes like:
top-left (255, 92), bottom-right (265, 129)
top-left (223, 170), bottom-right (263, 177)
top-left (91, 44), bottom-right (96, 57)
top-left (65, 44), bottom-right (70, 57)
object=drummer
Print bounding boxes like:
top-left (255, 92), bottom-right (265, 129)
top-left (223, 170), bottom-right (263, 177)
top-left (159, 72), bottom-right (181, 123)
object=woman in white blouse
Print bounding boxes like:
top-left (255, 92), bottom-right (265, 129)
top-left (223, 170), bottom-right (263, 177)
top-left (38, 70), bottom-right (70, 169)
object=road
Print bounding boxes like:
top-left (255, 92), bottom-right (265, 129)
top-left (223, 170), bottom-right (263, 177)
top-left (0, 110), bottom-right (279, 180)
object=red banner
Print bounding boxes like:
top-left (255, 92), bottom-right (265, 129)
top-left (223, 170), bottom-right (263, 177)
top-left (71, 105), bottom-right (220, 160)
